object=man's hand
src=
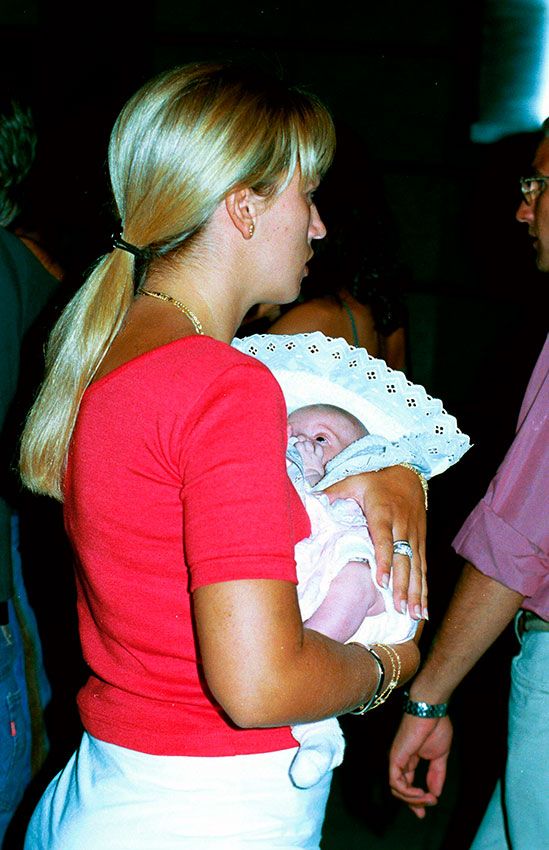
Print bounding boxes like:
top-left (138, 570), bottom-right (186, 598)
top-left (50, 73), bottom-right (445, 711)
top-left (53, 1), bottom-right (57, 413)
top-left (326, 465), bottom-right (427, 618)
top-left (389, 713), bottom-right (453, 818)
top-left (387, 565), bottom-right (524, 818)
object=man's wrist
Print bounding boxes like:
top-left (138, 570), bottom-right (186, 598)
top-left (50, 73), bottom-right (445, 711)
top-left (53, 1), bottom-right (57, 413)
top-left (408, 669), bottom-right (453, 706)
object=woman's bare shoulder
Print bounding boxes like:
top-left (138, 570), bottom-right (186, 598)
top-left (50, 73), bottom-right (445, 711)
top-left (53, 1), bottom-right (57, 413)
top-left (268, 298), bottom-right (341, 335)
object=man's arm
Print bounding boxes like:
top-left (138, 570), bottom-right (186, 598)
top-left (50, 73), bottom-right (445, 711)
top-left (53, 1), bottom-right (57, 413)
top-left (389, 561), bottom-right (524, 817)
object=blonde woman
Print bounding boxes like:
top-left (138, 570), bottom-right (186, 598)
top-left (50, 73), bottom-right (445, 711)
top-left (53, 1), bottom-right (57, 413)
top-left (20, 63), bottom-right (425, 849)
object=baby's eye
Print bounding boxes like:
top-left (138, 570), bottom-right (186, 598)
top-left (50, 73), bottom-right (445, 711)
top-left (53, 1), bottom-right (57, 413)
top-left (315, 436), bottom-right (327, 443)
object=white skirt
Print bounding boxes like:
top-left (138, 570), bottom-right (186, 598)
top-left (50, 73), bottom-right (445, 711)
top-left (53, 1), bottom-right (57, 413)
top-left (24, 732), bottom-right (332, 849)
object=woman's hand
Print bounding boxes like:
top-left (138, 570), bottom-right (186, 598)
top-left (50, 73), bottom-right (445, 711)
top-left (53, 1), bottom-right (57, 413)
top-left (325, 465), bottom-right (427, 619)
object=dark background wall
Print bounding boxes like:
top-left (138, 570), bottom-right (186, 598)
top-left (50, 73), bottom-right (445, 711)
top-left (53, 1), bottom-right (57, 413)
top-left (1, 2), bottom-right (546, 848)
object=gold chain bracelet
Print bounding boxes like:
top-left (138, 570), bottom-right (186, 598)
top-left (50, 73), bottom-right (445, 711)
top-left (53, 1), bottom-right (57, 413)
top-left (368, 643), bottom-right (402, 710)
top-left (397, 462), bottom-right (429, 511)
top-left (349, 642), bottom-right (403, 715)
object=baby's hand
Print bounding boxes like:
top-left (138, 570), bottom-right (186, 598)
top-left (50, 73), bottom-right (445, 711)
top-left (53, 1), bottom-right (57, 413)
top-left (294, 437), bottom-right (325, 484)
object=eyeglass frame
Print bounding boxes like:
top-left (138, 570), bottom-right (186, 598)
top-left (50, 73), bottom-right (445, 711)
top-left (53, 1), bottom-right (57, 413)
top-left (519, 175), bottom-right (549, 205)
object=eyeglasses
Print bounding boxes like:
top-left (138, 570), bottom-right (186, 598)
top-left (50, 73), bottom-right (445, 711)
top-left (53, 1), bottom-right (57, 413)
top-left (519, 175), bottom-right (549, 205)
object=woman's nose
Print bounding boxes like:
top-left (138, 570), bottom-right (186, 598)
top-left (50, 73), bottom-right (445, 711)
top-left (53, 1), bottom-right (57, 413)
top-left (309, 204), bottom-right (327, 240)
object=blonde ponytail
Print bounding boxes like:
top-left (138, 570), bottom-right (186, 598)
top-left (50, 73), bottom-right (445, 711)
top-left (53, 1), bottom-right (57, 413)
top-left (20, 249), bottom-right (134, 499)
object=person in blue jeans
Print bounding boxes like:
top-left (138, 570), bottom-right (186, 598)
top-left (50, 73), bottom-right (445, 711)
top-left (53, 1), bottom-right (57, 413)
top-left (0, 518), bottom-right (52, 844)
top-left (0, 95), bottom-right (59, 846)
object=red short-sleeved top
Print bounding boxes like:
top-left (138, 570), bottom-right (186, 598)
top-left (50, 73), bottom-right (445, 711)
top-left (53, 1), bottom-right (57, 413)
top-left (64, 336), bottom-right (310, 756)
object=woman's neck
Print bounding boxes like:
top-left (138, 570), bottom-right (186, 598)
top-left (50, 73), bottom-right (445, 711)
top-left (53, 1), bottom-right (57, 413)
top-left (143, 264), bottom-right (248, 344)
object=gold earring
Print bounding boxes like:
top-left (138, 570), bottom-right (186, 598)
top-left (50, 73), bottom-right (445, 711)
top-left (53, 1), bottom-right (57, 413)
top-left (249, 223), bottom-right (255, 237)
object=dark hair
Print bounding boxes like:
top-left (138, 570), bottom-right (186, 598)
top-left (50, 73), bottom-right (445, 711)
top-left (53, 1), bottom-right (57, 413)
top-left (301, 205), bottom-right (409, 335)
top-left (0, 96), bottom-right (37, 227)
top-left (296, 123), bottom-right (410, 336)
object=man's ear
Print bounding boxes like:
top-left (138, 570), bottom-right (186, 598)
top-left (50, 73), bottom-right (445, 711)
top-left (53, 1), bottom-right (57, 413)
top-left (225, 188), bottom-right (257, 239)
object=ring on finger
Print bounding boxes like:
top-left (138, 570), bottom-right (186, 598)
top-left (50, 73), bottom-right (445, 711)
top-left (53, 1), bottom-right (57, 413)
top-left (392, 540), bottom-right (413, 559)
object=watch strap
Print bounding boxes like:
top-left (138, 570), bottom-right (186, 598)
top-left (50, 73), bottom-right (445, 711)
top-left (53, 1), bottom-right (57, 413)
top-left (403, 691), bottom-right (448, 718)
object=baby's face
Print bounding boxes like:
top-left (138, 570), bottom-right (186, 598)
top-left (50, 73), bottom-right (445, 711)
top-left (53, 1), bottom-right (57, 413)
top-left (288, 405), bottom-right (366, 465)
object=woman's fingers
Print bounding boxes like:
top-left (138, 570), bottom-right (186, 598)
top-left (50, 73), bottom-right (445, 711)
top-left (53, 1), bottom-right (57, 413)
top-left (388, 551), bottom-right (412, 613)
top-left (376, 515), bottom-right (425, 619)
top-left (391, 530), bottom-right (427, 619)
top-left (368, 507), bottom-right (398, 583)
top-left (389, 482), bottom-right (427, 618)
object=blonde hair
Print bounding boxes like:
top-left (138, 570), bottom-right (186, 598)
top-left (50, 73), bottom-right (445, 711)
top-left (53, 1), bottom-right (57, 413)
top-left (20, 61), bottom-right (336, 500)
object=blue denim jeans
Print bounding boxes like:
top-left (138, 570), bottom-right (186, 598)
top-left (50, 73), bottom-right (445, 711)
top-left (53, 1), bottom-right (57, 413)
top-left (470, 624), bottom-right (549, 849)
top-left (0, 516), bottom-right (50, 847)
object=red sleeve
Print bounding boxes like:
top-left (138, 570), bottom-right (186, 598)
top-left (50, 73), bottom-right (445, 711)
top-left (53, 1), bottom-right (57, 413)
top-left (180, 361), bottom-right (307, 590)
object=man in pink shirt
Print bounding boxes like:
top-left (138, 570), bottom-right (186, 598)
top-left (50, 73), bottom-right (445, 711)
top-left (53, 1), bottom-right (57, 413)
top-left (388, 125), bottom-right (549, 849)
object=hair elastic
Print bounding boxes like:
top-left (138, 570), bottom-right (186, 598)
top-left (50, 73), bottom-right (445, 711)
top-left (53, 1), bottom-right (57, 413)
top-left (112, 232), bottom-right (152, 260)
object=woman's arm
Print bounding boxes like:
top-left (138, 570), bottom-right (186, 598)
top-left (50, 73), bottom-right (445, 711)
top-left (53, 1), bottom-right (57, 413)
top-left (193, 577), bottom-right (420, 729)
top-left (326, 464), bottom-right (427, 619)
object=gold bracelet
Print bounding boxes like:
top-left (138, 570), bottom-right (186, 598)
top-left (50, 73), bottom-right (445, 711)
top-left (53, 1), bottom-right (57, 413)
top-left (369, 643), bottom-right (402, 710)
top-left (397, 462), bottom-right (428, 511)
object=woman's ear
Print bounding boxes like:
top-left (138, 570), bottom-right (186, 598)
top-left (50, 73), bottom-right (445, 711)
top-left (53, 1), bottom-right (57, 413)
top-left (225, 188), bottom-right (257, 239)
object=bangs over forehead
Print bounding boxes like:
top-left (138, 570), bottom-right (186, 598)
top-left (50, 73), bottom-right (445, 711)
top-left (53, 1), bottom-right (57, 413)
top-left (290, 92), bottom-right (336, 187)
top-left (217, 68), bottom-right (336, 198)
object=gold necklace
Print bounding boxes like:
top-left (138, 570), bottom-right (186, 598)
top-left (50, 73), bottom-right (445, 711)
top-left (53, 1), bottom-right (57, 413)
top-left (137, 288), bottom-right (204, 335)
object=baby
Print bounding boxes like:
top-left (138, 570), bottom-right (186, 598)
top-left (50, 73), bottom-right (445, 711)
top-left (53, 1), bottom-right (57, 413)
top-left (288, 404), bottom-right (387, 635)
top-left (286, 403), bottom-right (417, 788)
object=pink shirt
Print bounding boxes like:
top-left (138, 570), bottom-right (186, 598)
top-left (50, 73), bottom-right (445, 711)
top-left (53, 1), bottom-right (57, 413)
top-left (453, 336), bottom-right (549, 618)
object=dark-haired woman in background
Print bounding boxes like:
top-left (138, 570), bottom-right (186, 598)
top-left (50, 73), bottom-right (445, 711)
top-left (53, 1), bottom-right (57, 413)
top-left (268, 125), bottom-right (410, 372)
